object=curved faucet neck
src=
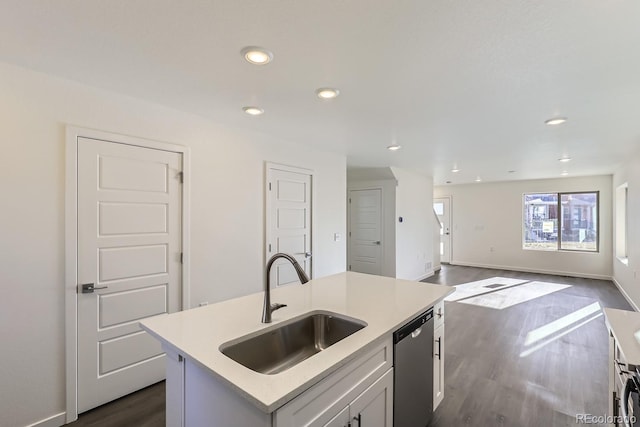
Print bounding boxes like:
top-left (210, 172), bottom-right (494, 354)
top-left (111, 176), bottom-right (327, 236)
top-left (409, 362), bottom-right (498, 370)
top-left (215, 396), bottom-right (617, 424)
top-left (262, 253), bottom-right (310, 323)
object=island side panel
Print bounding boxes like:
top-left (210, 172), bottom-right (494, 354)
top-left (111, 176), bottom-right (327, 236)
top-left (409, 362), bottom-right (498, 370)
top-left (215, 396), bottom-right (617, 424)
top-left (165, 347), bottom-right (185, 427)
top-left (184, 359), bottom-right (272, 427)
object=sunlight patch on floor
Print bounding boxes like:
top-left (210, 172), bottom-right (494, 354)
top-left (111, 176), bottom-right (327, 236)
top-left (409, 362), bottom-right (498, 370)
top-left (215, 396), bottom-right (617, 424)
top-left (520, 302), bottom-right (603, 357)
top-left (524, 302), bottom-right (602, 347)
top-left (444, 277), bottom-right (528, 302)
top-left (445, 277), bottom-right (571, 309)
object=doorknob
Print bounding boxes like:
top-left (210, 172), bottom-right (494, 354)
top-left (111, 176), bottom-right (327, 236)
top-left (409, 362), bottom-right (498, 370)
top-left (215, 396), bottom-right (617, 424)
top-left (304, 252), bottom-right (312, 258)
top-left (81, 283), bottom-right (108, 293)
top-left (373, 241), bottom-right (381, 245)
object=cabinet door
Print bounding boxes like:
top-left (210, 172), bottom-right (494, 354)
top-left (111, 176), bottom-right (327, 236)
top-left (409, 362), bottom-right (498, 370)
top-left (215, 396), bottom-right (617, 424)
top-left (434, 300), bottom-right (445, 329)
top-left (433, 324), bottom-right (445, 410)
top-left (323, 406), bottom-right (350, 427)
top-left (350, 369), bottom-right (393, 427)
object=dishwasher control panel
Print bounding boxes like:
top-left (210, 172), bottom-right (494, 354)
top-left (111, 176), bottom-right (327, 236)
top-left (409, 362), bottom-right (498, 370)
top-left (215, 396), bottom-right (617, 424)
top-left (393, 309), bottom-right (434, 343)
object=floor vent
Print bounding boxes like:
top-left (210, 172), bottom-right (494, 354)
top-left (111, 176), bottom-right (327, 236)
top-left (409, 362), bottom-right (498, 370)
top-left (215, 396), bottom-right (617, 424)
top-left (484, 283), bottom-right (507, 289)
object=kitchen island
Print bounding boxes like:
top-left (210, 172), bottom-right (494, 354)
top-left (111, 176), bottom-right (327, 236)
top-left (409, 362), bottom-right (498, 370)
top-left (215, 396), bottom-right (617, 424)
top-left (604, 308), bottom-right (640, 426)
top-left (141, 271), bottom-right (453, 427)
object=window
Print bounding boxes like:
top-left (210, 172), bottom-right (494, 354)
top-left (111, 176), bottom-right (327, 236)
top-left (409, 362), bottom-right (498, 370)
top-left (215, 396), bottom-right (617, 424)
top-left (616, 183), bottom-right (628, 263)
top-left (523, 192), bottom-right (599, 252)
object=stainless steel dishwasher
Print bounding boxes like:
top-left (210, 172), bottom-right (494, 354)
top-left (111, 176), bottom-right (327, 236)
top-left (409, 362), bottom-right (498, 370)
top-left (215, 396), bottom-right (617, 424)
top-left (393, 308), bottom-right (434, 427)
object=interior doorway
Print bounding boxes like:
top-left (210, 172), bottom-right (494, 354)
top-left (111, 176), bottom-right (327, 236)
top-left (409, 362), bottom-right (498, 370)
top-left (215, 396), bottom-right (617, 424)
top-left (265, 163), bottom-right (313, 285)
top-left (65, 127), bottom-right (190, 422)
top-left (434, 197), bottom-right (452, 264)
top-left (348, 188), bottom-right (383, 275)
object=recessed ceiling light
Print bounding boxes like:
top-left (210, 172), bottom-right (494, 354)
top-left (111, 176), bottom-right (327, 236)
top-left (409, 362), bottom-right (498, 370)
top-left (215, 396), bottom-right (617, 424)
top-left (560, 171), bottom-right (569, 176)
top-left (316, 88), bottom-right (340, 99)
top-left (475, 177), bottom-right (482, 182)
top-left (243, 106), bottom-right (264, 116)
top-left (451, 168), bottom-right (460, 173)
top-left (240, 46), bottom-right (273, 65)
top-left (545, 117), bottom-right (568, 126)
top-left (559, 157), bottom-right (572, 162)
top-left (387, 144), bottom-right (402, 151)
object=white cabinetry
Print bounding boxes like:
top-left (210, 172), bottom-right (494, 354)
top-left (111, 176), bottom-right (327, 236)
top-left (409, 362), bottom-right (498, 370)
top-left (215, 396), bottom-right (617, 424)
top-left (324, 406), bottom-right (350, 427)
top-left (434, 300), bottom-right (444, 328)
top-left (319, 370), bottom-right (393, 427)
top-left (275, 338), bottom-right (392, 427)
top-left (348, 369), bottom-right (393, 427)
top-left (433, 300), bottom-right (445, 410)
top-left (164, 337), bottom-right (393, 427)
top-left (433, 324), bottom-right (444, 410)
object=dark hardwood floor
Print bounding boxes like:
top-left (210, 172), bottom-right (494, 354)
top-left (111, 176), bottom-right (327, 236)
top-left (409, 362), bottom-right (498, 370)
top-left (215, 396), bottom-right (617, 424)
top-left (67, 382), bottom-right (165, 427)
top-left (68, 265), bottom-right (632, 427)
top-left (424, 264), bottom-right (632, 427)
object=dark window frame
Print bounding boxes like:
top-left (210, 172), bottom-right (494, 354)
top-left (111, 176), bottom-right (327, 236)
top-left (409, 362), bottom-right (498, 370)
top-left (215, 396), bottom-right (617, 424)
top-left (523, 191), bottom-right (600, 253)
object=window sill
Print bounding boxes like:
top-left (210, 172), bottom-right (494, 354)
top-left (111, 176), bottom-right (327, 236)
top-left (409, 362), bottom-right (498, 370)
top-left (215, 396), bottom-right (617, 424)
top-left (522, 247), bottom-right (600, 254)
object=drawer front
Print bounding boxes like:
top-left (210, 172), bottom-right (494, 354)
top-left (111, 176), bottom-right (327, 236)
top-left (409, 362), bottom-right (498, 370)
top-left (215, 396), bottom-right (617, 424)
top-left (434, 300), bottom-right (445, 329)
top-left (274, 337), bottom-right (392, 427)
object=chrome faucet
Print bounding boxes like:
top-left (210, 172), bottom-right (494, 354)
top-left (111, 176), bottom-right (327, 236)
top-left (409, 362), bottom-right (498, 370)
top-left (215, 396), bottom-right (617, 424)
top-left (262, 253), bottom-right (310, 323)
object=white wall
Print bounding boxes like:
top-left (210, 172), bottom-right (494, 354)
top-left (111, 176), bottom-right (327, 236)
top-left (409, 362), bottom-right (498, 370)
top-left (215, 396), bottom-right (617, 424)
top-left (612, 152), bottom-right (640, 309)
top-left (347, 170), bottom-right (397, 278)
top-left (392, 167), bottom-right (435, 281)
top-left (0, 62), bottom-right (346, 427)
top-left (434, 175), bottom-right (613, 279)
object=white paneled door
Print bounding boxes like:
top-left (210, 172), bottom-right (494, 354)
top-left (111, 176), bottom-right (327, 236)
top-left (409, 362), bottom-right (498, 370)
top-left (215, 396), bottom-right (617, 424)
top-left (348, 189), bottom-right (382, 275)
top-left (266, 166), bottom-right (312, 286)
top-left (77, 137), bottom-right (183, 412)
top-left (434, 197), bottom-right (451, 263)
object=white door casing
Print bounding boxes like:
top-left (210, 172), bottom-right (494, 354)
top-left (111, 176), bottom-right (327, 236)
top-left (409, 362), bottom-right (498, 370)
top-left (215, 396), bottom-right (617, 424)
top-left (265, 164), bottom-right (313, 286)
top-left (66, 127), bottom-right (190, 421)
top-left (348, 189), bottom-right (383, 275)
top-left (434, 197), bottom-right (451, 264)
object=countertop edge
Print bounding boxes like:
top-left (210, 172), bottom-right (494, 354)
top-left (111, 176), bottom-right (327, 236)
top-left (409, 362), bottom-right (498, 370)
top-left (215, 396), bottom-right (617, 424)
top-left (140, 273), bottom-right (453, 413)
top-left (603, 307), bottom-right (640, 366)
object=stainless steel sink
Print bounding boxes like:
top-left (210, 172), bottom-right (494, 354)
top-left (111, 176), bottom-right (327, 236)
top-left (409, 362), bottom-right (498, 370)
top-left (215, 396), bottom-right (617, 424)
top-left (220, 312), bottom-right (367, 375)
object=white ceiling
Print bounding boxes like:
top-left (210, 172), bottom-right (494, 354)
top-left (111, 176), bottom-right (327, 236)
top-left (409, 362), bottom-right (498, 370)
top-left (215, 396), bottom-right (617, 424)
top-left (2, 1), bottom-right (639, 184)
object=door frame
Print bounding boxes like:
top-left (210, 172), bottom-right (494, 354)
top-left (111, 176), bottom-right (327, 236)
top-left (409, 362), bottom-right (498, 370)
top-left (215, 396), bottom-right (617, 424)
top-left (64, 126), bottom-right (191, 422)
top-left (434, 196), bottom-right (452, 264)
top-left (264, 162), bottom-right (314, 279)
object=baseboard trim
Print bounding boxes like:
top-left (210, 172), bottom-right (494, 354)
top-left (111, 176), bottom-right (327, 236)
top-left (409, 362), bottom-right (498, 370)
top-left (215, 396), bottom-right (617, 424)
top-left (449, 260), bottom-right (612, 281)
top-left (612, 277), bottom-right (639, 312)
top-left (414, 270), bottom-right (435, 282)
top-left (26, 412), bottom-right (66, 427)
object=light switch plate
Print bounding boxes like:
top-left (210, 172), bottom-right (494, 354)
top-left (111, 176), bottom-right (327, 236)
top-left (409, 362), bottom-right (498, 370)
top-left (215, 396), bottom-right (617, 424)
top-left (334, 233), bottom-right (342, 242)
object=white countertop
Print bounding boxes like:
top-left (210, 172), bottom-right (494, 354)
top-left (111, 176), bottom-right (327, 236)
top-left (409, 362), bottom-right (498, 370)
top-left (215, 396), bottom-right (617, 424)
top-left (140, 271), bottom-right (453, 412)
top-left (604, 308), bottom-right (640, 366)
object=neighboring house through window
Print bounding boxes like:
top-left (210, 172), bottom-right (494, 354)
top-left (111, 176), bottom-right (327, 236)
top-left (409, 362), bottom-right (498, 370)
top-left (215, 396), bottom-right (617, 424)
top-left (523, 192), bottom-right (599, 252)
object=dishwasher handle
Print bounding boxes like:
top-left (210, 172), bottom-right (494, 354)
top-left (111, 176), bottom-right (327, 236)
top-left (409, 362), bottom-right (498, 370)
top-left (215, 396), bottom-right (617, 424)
top-left (393, 309), bottom-right (434, 343)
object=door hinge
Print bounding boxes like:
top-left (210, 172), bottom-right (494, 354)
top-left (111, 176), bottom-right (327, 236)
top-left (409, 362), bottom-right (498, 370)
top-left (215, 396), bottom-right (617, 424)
top-left (180, 252), bottom-right (184, 264)
top-left (349, 198), bottom-right (351, 203)
top-left (269, 182), bottom-right (272, 191)
top-left (349, 265), bottom-right (351, 270)
top-left (178, 171), bottom-right (184, 183)
top-left (349, 231), bottom-right (351, 237)
top-left (268, 243), bottom-right (272, 252)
